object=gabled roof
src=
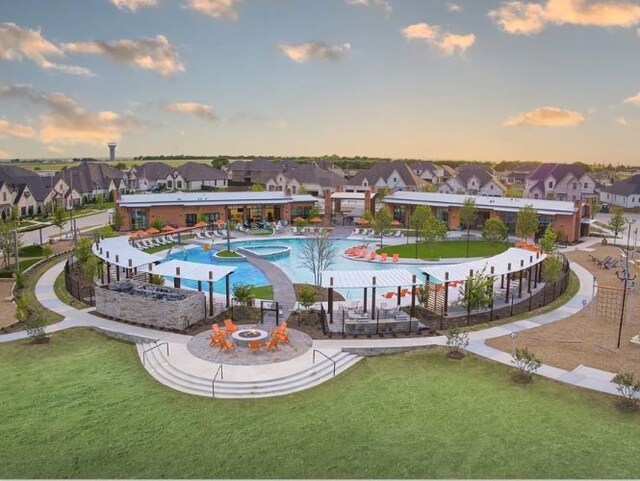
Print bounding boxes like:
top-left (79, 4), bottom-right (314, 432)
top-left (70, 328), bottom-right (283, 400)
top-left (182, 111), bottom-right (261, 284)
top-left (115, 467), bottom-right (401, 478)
top-left (132, 162), bottom-right (174, 181)
top-left (529, 163), bottom-right (586, 182)
top-left (53, 162), bottom-right (125, 194)
top-left (409, 161), bottom-right (438, 175)
top-left (456, 165), bottom-right (494, 186)
top-left (348, 161), bottom-right (423, 187)
top-left (602, 175), bottom-right (640, 196)
top-left (280, 164), bottom-right (345, 188)
top-left (177, 162), bottom-right (227, 181)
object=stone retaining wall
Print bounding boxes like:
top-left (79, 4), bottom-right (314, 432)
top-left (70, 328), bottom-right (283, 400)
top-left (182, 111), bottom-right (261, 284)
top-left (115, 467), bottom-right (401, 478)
top-left (95, 280), bottom-right (206, 330)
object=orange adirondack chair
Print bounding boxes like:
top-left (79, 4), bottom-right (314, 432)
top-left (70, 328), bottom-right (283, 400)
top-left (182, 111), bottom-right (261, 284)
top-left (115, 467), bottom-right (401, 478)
top-left (265, 336), bottom-right (279, 351)
top-left (382, 291), bottom-right (394, 299)
top-left (212, 323), bottom-right (227, 338)
top-left (392, 253), bottom-right (399, 262)
top-left (209, 333), bottom-right (224, 347)
top-left (275, 323), bottom-right (290, 344)
top-left (369, 251), bottom-right (377, 260)
top-left (248, 340), bottom-right (261, 350)
top-left (224, 318), bottom-right (238, 333)
top-left (380, 253), bottom-right (388, 262)
top-left (218, 337), bottom-right (234, 351)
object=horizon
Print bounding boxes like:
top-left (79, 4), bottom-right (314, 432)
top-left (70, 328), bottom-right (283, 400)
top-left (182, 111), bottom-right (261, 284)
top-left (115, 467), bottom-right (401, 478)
top-left (2, 1), bottom-right (640, 164)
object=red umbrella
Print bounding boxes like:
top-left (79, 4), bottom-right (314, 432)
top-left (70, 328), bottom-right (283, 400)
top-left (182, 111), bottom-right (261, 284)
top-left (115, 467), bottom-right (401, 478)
top-left (310, 217), bottom-right (322, 223)
top-left (356, 218), bottom-right (369, 225)
top-left (194, 221), bottom-right (208, 228)
top-left (293, 216), bottom-right (305, 222)
top-left (146, 227), bottom-right (160, 234)
top-left (391, 220), bottom-right (402, 226)
top-left (161, 225), bottom-right (174, 232)
top-left (215, 219), bottom-right (226, 226)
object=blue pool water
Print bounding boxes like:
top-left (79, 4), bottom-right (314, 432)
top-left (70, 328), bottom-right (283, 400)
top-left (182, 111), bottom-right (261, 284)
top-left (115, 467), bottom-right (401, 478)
top-left (166, 238), bottom-right (426, 298)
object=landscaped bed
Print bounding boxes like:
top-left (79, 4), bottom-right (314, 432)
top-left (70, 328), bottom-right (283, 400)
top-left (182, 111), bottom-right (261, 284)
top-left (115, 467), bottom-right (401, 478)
top-left (377, 240), bottom-right (508, 259)
top-left (1, 329), bottom-right (639, 478)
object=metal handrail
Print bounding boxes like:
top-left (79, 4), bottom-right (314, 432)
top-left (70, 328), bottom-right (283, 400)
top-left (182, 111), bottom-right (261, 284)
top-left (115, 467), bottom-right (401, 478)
top-left (142, 341), bottom-right (169, 366)
top-left (312, 349), bottom-right (336, 377)
top-left (212, 364), bottom-right (224, 397)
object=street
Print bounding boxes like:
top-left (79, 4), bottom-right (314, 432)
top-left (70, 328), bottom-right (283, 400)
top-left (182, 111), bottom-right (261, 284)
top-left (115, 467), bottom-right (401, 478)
top-left (20, 211), bottom-right (111, 246)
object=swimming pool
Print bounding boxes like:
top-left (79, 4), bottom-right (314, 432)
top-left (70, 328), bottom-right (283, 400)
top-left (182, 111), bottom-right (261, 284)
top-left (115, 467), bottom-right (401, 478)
top-left (166, 238), bottom-right (426, 298)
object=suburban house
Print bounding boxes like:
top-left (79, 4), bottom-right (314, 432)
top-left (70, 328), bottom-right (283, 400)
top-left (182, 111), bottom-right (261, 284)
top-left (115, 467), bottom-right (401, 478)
top-left (177, 162), bottom-right (227, 191)
top-left (0, 182), bottom-right (12, 220)
top-left (438, 165), bottom-right (506, 197)
top-left (409, 162), bottom-right (448, 185)
top-left (54, 162), bottom-right (127, 202)
top-left (311, 159), bottom-right (346, 178)
top-left (224, 158), bottom-right (284, 184)
top-left (0, 165), bottom-right (60, 217)
top-left (503, 162), bottom-right (539, 185)
top-left (600, 174), bottom-right (640, 208)
top-left (265, 164), bottom-right (345, 196)
top-left (343, 161), bottom-right (425, 192)
top-left (524, 163), bottom-right (597, 201)
top-left (127, 162), bottom-right (175, 191)
top-left (128, 162), bottom-right (228, 191)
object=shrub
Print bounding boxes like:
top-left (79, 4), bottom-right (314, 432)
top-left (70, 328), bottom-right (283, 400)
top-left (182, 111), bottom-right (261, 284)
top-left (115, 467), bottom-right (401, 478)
top-left (16, 298), bottom-right (47, 343)
top-left (149, 274), bottom-right (165, 286)
top-left (612, 372), bottom-right (640, 410)
top-left (445, 326), bottom-right (469, 359)
top-left (511, 348), bottom-right (542, 382)
top-left (13, 270), bottom-right (25, 290)
top-left (233, 283), bottom-right (255, 306)
top-left (298, 285), bottom-right (317, 310)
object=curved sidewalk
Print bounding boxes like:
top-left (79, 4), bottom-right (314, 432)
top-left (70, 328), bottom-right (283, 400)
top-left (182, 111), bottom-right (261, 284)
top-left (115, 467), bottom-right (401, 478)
top-left (1, 258), bottom-right (630, 400)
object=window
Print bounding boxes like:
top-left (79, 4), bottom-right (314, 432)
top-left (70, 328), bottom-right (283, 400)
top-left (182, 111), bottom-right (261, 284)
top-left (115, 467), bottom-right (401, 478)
top-left (534, 194), bottom-right (539, 199)
top-left (392, 177), bottom-right (397, 183)
top-left (490, 184), bottom-right (494, 189)
top-left (584, 183), bottom-right (588, 188)
top-left (167, 180), bottom-right (173, 189)
top-left (176, 181), bottom-right (183, 189)
top-left (1, 192), bottom-right (5, 202)
top-left (292, 186), bottom-right (297, 194)
top-left (185, 213), bottom-right (197, 226)
top-left (548, 181), bottom-right (553, 188)
top-left (572, 182), bottom-right (577, 189)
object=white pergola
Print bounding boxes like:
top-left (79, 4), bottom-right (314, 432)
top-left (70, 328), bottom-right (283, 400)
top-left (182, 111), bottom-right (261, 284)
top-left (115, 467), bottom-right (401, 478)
top-left (93, 236), bottom-right (162, 269)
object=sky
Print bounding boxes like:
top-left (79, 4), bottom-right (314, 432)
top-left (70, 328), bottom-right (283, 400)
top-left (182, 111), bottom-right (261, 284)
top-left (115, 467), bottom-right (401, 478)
top-left (1, 0), bottom-right (640, 164)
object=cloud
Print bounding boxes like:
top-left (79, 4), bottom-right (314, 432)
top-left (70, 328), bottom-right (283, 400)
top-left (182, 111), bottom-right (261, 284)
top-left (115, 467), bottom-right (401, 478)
top-left (183, 0), bottom-right (241, 21)
top-left (616, 117), bottom-right (629, 126)
top-left (503, 106), bottom-right (585, 127)
top-left (0, 83), bottom-right (141, 147)
top-left (162, 102), bottom-right (217, 121)
top-left (0, 118), bottom-right (37, 138)
top-left (47, 145), bottom-right (64, 154)
top-left (402, 23), bottom-right (475, 55)
top-left (0, 149), bottom-right (10, 159)
top-left (110, 0), bottom-right (158, 11)
top-left (624, 91), bottom-right (640, 105)
top-left (489, 0), bottom-right (640, 35)
top-left (278, 42), bottom-right (351, 63)
top-left (0, 22), bottom-right (93, 76)
top-left (447, 2), bottom-right (462, 12)
top-left (347, 0), bottom-right (392, 14)
top-left (62, 35), bottom-right (184, 77)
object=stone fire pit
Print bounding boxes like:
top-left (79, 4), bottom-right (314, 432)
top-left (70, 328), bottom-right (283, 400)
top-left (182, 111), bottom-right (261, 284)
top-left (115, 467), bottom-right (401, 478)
top-left (232, 328), bottom-right (269, 347)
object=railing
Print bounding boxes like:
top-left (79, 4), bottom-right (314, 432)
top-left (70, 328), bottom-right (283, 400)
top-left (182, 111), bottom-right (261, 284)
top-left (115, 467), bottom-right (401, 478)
top-left (312, 349), bottom-right (336, 377)
top-left (142, 341), bottom-right (169, 366)
top-left (212, 364), bottom-right (224, 397)
top-left (64, 255), bottom-right (96, 306)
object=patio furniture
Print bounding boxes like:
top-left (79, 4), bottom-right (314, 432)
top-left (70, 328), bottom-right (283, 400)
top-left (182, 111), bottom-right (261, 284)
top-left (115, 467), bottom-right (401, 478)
top-left (224, 318), bottom-right (239, 333)
top-left (265, 336), bottom-right (279, 350)
top-left (369, 251), bottom-right (377, 261)
top-left (212, 323), bottom-right (227, 338)
top-left (218, 337), bottom-right (234, 351)
top-left (274, 323), bottom-right (290, 344)
top-left (392, 253), bottom-right (399, 262)
top-left (380, 253), bottom-right (388, 262)
top-left (248, 340), bottom-right (261, 350)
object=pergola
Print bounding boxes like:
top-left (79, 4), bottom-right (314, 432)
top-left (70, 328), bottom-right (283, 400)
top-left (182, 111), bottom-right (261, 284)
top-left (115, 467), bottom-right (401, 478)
top-left (421, 247), bottom-right (547, 314)
top-left (93, 236), bottom-right (236, 315)
top-left (320, 268), bottom-right (421, 323)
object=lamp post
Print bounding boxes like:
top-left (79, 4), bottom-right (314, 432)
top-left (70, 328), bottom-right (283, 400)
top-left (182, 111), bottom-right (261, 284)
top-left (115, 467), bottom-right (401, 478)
top-left (615, 218), bottom-right (637, 349)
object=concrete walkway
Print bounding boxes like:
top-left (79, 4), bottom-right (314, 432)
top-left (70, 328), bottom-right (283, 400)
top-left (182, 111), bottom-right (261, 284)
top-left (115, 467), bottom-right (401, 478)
top-left (1, 257), bottom-right (634, 400)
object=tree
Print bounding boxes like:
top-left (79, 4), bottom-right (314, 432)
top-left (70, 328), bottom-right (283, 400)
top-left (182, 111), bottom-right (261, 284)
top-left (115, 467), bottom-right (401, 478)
top-left (482, 218), bottom-right (508, 247)
top-left (52, 207), bottom-right (66, 239)
top-left (149, 274), bottom-right (165, 286)
top-left (74, 238), bottom-right (99, 281)
top-left (420, 210), bottom-right (448, 259)
top-left (373, 207), bottom-right (392, 250)
top-left (608, 209), bottom-right (626, 239)
top-left (422, 184), bottom-right (438, 193)
top-left (446, 326), bottom-right (470, 359)
top-left (250, 183), bottom-right (265, 192)
top-left (589, 197), bottom-right (601, 217)
top-left (515, 205), bottom-right (538, 240)
top-left (0, 220), bottom-right (18, 269)
top-left (298, 229), bottom-right (338, 286)
top-left (298, 285), bottom-right (317, 311)
top-left (459, 267), bottom-right (493, 324)
top-left (612, 372), bottom-right (640, 410)
top-left (539, 226), bottom-right (557, 254)
top-left (150, 217), bottom-right (163, 231)
top-left (376, 186), bottom-right (389, 199)
top-left (233, 283), bottom-right (255, 306)
top-left (410, 205), bottom-right (431, 250)
top-left (211, 158), bottom-right (229, 169)
top-left (114, 162), bottom-right (127, 170)
top-left (511, 348), bottom-right (542, 382)
top-left (307, 206), bottom-right (320, 221)
top-left (459, 197), bottom-right (477, 257)
top-left (111, 209), bottom-right (123, 231)
top-left (542, 254), bottom-right (564, 283)
top-left (297, 185), bottom-right (309, 195)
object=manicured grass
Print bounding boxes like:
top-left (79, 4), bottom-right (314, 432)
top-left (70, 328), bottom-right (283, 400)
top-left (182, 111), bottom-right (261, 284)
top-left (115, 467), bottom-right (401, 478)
top-left (18, 244), bottom-right (52, 257)
top-left (378, 240), bottom-right (508, 260)
top-left (252, 284), bottom-right (274, 299)
top-left (142, 242), bottom-right (177, 254)
top-left (216, 249), bottom-right (242, 258)
top-left (1, 329), bottom-right (639, 478)
top-left (0, 257), bottom-right (45, 278)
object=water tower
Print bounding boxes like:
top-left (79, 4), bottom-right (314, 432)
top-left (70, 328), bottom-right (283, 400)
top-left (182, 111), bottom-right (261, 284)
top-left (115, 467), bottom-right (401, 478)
top-left (107, 141), bottom-right (117, 161)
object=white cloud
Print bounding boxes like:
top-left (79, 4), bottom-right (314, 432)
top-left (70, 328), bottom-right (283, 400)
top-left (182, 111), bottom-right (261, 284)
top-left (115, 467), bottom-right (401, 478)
top-left (278, 42), bottom-right (351, 63)
top-left (624, 91), bottom-right (640, 105)
top-left (347, 0), bottom-right (392, 15)
top-left (489, 0), bottom-right (640, 35)
top-left (162, 102), bottom-right (217, 121)
top-left (0, 149), bottom-right (10, 159)
top-left (47, 145), bottom-right (64, 154)
top-left (0, 22), bottom-right (93, 76)
top-left (63, 35), bottom-right (184, 77)
top-left (0, 83), bottom-right (141, 147)
top-left (447, 2), bottom-right (462, 13)
top-left (183, 0), bottom-right (241, 21)
top-left (0, 117), bottom-right (37, 138)
top-left (402, 23), bottom-right (475, 55)
top-left (110, 0), bottom-right (158, 11)
top-left (616, 117), bottom-right (629, 126)
top-left (503, 106), bottom-right (585, 127)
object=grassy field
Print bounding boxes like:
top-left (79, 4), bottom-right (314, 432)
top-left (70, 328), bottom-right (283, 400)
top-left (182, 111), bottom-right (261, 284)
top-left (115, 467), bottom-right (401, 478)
top-left (1, 329), bottom-right (639, 479)
top-left (378, 240), bottom-right (508, 259)
top-left (8, 159), bottom-right (214, 172)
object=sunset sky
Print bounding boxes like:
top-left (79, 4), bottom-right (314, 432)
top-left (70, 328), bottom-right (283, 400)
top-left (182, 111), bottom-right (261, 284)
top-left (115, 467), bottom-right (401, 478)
top-left (1, 0), bottom-right (640, 163)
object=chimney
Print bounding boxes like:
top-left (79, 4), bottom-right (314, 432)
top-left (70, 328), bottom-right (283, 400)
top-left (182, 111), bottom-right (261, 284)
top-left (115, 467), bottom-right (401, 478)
top-left (364, 189), bottom-right (371, 215)
top-left (323, 189), bottom-right (332, 226)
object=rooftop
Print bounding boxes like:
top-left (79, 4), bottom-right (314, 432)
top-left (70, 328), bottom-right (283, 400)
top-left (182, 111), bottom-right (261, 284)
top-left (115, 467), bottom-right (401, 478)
top-left (118, 191), bottom-right (317, 207)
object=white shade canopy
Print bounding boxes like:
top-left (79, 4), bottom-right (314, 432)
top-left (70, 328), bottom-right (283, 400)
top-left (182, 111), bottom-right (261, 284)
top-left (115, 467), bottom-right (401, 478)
top-left (421, 247), bottom-right (546, 284)
top-left (93, 236), bottom-right (162, 268)
top-left (140, 259), bottom-right (235, 283)
top-left (321, 268), bottom-right (420, 289)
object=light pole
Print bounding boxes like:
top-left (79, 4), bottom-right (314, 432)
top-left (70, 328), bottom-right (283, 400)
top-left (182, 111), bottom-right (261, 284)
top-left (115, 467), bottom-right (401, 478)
top-left (615, 218), bottom-right (637, 349)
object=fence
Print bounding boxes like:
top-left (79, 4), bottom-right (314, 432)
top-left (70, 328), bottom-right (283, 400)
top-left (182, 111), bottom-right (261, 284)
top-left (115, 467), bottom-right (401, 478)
top-left (64, 255), bottom-right (96, 306)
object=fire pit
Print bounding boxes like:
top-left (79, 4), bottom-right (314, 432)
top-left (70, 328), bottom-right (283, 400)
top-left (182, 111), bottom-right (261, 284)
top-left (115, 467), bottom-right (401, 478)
top-left (231, 328), bottom-right (269, 347)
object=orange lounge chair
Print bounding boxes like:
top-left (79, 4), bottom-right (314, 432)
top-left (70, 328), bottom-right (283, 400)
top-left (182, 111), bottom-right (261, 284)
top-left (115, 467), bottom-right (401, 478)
top-left (400, 288), bottom-right (409, 297)
top-left (218, 338), bottom-right (234, 351)
top-left (265, 336), bottom-right (279, 351)
top-left (276, 325), bottom-right (290, 344)
top-left (382, 291), bottom-right (394, 299)
top-left (392, 253), bottom-right (399, 262)
top-left (209, 333), bottom-right (224, 347)
top-left (248, 340), bottom-right (261, 350)
top-left (380, 253), bottom-right (388, 262)
top-left (212, 323), bottom-right (227, 338)
top-left (370, 252), bottom-right (377, 260)
top-left (224, 318), bottom-right (238, 333)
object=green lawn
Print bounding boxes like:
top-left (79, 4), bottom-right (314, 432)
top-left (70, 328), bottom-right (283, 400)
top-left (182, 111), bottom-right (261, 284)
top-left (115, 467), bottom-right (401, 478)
top-left (216, 249), bottom-right (242, 258)
top-left (378, 240), bottom-right (508, 259)
top-left (142, 242), bottom-right (178, 254)
top-left (0, 257), bottom-right (45, 278)
top-left (1, 329), bottom-right (639, 479)
top-left (252, 284), bottom-right (274, 299)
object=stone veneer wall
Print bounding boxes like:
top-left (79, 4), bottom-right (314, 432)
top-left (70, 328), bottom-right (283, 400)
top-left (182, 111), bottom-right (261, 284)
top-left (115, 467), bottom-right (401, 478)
top-left (95, 280), bottom-right (206, 330)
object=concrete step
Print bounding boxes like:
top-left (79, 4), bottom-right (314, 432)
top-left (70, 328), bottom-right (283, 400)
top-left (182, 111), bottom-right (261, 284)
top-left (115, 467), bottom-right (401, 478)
top-left (136, 342), bottom-right (363, 398)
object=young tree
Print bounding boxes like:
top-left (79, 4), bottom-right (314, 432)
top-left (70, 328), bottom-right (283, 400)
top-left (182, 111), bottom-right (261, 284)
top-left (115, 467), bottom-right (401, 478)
top-left (446, 326), bottom-right (470, 359)
top-left (515, 205), bottom-right (538, 240)
top-left (297, 285), bottom-right (317, 311)
top-left (589, 197), bottom-right (601, 218)
top-left (612, 372), bottom-right (640, 410)
top-left (421, 210), bottom-right (448, 259)
top-left (608, 209), bottom-right (626, 239)
top-left (373, 207), bottom-right (392, 250)
top-left (481, 218), bottom-right (508, 247)
top-left (511, 348), bottom-right (542, 383)
top-left (298, 229), bottom-right (338, 286)
top-left (459, 267), bottom-right (493, 325)
top-left (297, 185), bottom-right (309, 195)
top-left (422, 184), bottom-right (438, 193)
top-left (410, 205), bottom-right (431, 250)
top-left (111, 209), bottom-right (123, 231)
top-left (250, 183), bottom-right (265, 192)
top-left (307, 206), bottom-right (320, 221)
top-left (150, 217), bottom-right (163, 231)
top-left (233, 283), bottom-right (255, 306)
top-left (459, 197), bottom-right (478, 257)
top-left (539, 226), bottom-right (557, 254)
top-left (0, 220), bottom-right (18, 269)
top-left (10, 205), bottom-right (19, 222)
top-left (52, 207), bottom-right (66, 240)
top-left (542, 254), bottom-right (564, 283)
top-left (376, 186), bottom-right (389, 199)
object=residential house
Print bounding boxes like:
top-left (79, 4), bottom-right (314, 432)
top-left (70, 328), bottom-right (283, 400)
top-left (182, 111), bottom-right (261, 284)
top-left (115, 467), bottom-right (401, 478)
top-left (0, 182), bottom-right (12, 220)
top-left (177, 162), bottom-right (227, 190)
top-left (524, 163), bottom-right (597, 201)
top-left (343, 161), bottom-right (425, 192)
top-left (438, 165), bottom-right (506, 197)
top-left (311, 159), bottom-right (346, 178)
top-left (504, 162), bottom-right (538, 185)
top-left (600, 175), bottom-right (640, 208)
top-left (0, 165), bottom-right (59, 217)
top-left (265, 164), bottom-right (345, 196)
top-left (224, 158), bottom-right (284, 184)
top-left (127, 162), bottom-right (175, 191)
top-left (409, 161), bottom-right (446, 185)
top-left (54, 162), bottom-right (127, 202)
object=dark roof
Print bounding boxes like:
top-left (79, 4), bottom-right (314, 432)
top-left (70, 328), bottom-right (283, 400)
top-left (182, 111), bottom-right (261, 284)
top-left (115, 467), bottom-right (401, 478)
top-left (456, 165), bottom-right (494, 185)
top-left (282, 164), bottom-right (345, 187)
top-left (602, 175), bottom-right (640, 196)
top-left (177, 162), bottom-right (227, 181)
top-left (132, 162), bottom-right (174, 180)
top-left (409, 161), bottom-right (438, 175)
top-left (53, 162), bottom-right (125, 194)
top-left (0, 165), bottom-right (41, 184)
top-left (0, 166), bottom-right (55, 201)
top-left (529, 163), bottom-right (585, 182)
top-left (348, 161), bottom-right (423, 187)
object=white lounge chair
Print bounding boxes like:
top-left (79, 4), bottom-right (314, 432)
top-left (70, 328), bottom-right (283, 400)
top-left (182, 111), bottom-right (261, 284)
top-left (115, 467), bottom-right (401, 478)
top-left (352, 228), bottom-right (360, 235)
top-left (292, 226), bottom-right (298, 234)
top-left (169, 234), bottom-right (178, 242)
top-left (213, 230), bottom-right (221, 238)
top-left (394, 230), bottom-right (402, 237)
top-left (203, 231), bottom-right (213, 239)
